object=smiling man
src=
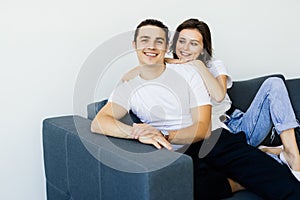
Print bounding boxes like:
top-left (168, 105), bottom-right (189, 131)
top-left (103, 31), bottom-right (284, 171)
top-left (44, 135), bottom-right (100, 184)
top-left (91, 19), bottom-right (300, 199)
top-left (91, 19), bottom-right (212, 151)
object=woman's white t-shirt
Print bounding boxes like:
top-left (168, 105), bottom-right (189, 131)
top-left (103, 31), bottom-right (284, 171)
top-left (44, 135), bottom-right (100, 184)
top-left (206, 59), bottom-right (232, 131)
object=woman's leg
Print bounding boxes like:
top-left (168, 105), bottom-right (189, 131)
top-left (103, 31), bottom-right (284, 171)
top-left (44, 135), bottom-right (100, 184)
top-left (280, 129), bottom-right (300, 170)
top-left (205, 129), bottom-right (300, 199)
top-left (232, 77), bottom-right (300, 169)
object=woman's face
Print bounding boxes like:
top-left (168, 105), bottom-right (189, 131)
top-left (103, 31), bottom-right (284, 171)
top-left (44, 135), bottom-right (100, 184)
top-left (175, 28), bottom-right (204, 61)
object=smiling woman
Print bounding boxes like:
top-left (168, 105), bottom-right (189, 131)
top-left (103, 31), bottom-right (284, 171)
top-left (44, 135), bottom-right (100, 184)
top-left (170, 17), bottom-right (300, 184)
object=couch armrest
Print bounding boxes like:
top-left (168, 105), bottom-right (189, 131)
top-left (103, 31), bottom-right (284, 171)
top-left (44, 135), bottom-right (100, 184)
top-left (43, 115), bottom-right (193, 200)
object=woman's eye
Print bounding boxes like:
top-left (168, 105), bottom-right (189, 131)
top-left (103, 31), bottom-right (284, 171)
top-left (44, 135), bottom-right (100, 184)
top-left (191, 42), bottom-right (198, 46)
top-left (178, 40), bottom-right (185, 44)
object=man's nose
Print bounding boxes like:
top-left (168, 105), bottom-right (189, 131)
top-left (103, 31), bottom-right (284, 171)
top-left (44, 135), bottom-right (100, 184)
top-left (147, 41), bottom-right (156, 49)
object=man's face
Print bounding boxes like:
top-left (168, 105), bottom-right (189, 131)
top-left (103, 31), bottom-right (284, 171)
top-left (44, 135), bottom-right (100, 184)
top-left (133, 25), bottom-right (167, 66)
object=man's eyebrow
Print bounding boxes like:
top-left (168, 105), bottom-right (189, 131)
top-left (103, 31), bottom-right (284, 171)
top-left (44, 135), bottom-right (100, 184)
top-left (139, 36), bottom-right (165, 41)
top-left (156, 37), bottom-right (165, 41)
top-left (139, 36), bottom-right (150, 39)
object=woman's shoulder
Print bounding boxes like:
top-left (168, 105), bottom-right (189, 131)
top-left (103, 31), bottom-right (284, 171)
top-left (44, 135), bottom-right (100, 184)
top-left (207, 58), bottom-right (225, 68)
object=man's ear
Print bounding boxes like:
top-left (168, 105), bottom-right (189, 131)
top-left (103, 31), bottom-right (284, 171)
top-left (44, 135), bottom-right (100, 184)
top-left (132, 41), bottom-right (136, 49)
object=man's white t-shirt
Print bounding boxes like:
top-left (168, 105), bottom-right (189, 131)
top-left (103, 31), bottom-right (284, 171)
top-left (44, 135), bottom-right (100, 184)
top-left (109, 63), bottom-right (211, 149)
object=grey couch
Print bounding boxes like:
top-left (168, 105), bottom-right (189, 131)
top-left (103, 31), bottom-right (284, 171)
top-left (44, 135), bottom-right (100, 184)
top-left (42, 74), bottom-right (300, 200)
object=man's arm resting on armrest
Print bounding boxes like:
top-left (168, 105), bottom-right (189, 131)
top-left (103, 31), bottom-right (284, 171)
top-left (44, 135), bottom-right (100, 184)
top-left (91, 102), bottom-right (133, 139)
top-left (90, 102), bottom-right (173, 150)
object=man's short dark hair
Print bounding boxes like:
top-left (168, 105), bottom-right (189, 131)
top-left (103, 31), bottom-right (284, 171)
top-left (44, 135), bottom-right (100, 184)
top-left (134, 19), bottom-right (169, 44)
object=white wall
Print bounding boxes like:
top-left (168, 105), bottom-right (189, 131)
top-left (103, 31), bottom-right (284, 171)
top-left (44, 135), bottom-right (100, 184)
top-left (1, 0), bottom-right (300, 199)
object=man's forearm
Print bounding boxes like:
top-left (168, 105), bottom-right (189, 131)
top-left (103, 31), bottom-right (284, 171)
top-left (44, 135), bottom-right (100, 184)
top-left (167, 121), bottom-right (211, 144)
top-left (91, 115), bottom-right (133, 139)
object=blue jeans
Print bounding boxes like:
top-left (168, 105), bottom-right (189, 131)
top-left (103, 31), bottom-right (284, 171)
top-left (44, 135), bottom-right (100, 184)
top-left (226, 77), bottom-right (299, 147)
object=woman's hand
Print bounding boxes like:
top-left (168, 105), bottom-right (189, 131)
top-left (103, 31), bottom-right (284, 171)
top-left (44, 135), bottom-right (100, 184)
top-left (122, 66), bottom-right (141, 82)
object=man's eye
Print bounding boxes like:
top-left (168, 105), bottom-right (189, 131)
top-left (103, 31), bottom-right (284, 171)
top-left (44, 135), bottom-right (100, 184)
top-left (156, 40), bottom-right (163, 44)
top-left (141, 39), bottom-right (148, 43)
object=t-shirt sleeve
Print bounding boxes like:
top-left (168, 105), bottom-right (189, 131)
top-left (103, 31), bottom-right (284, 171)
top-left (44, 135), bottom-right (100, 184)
top-left (208, 60), bottom-right (233, 88)
top-left (108, 82), bottom-right (131, 111)
top-left (189, 70), bottom-right (212, 108)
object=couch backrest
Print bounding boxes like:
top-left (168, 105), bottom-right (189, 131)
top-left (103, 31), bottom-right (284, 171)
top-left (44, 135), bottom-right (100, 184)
top-left (87, 99), bottom-right (141, 124)
top-left (286, 78), bottom-right (300, 121)
top-left (227, 74), bottom-right (285, 112)
top-left (88, 74), bottom-right (300, 123)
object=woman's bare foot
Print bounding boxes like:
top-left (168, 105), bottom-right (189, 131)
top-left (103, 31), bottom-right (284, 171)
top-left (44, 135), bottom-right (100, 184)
top-left (258, 145), bottom-right (283, 155)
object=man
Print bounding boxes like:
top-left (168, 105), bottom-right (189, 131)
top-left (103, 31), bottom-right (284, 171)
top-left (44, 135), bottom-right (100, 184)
top-left (91, 19), bottom-right (300, 199)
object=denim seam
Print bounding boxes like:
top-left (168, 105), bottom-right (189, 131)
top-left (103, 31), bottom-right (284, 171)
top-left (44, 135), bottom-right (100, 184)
top-left (247, 93), bottom-right (270, 145)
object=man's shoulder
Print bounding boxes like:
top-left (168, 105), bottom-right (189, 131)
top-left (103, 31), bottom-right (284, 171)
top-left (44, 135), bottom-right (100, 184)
top-left (112, 77), bottom-right (142, 96)
top-left (166, 63), bottom-right (207, 88)
top-left (166, 63), bottom-right (198, 76)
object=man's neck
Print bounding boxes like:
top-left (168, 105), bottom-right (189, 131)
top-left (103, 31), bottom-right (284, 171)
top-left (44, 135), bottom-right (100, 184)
top-left (139, 63), bottom-right (166, 80)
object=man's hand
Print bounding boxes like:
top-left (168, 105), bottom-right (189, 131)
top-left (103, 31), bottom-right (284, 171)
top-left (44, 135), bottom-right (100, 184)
top-left (131, 123), bottom-right (160, 139)
top-left (138, 133), bottom-right (173, 151)
top-left (132, 123), bottom-right (173, 150)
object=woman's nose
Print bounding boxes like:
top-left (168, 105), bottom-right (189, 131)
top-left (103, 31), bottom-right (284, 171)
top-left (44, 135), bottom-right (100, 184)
top-left (183, 42), bottom-right (189, 50)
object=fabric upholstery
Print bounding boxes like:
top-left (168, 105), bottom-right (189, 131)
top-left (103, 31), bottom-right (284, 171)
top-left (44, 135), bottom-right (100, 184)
top-left (43, 115), bottom-right (193, 200)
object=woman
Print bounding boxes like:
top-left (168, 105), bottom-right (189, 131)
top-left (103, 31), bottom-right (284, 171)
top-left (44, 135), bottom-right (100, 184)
top-left (169, 18), bottom-right (300, 173)
top-left (123, 18), bottom-right (300, 178)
